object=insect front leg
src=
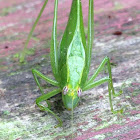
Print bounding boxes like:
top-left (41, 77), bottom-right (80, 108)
top-left (36, 88), bottom-right (62, 128)
top-left (32, 69), bottom-right (59, 87)
top-left (32, 69), bottom-right (58, 108)
top-left (83, 56), bottom-right (123, 114)
top-left (32, 69), bottom-right (62, 127)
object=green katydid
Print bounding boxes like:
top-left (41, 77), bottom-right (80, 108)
top-left (22, 0), bottom-right (123, 127)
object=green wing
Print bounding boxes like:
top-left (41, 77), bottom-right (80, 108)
top-left (58, 0), bottom-right (87, 88)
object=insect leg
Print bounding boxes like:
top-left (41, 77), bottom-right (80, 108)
top-left (20, 0), bottom-right (49, 63)
top-left (50, 0), bottom-right (59, 81)
top-left (32, 69), bottom-right (59, 87)
top-left (83, 77), bottom-right (110, 91)
top-left (83, 56), bottom-right (123, 114)
top-left (32, 69), bottom-right (59, 108)
top-left (36, 88), bottom-right (62, 128)
top-left (86, 0), bottom-right (94, 70)
top-left (85, 56), bottom-right (120, 95)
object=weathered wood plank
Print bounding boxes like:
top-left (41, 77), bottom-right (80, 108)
top-left (0, 0), bottom-right (140, 139)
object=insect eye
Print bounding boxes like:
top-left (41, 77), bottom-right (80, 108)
top-left (63, 86), bottom-right (68, 95)
top-left (77, 88), bottom-right (82, 97)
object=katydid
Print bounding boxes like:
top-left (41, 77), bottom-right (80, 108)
top-left (24, 0), bottom-right (123, 127)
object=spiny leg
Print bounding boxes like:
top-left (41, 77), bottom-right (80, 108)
top-left (84, 56), bottom-right (123, 113)
top-left (36, 88), bottom-right (62, 128)
top-left (32, 69), bottom-right (59, 108)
